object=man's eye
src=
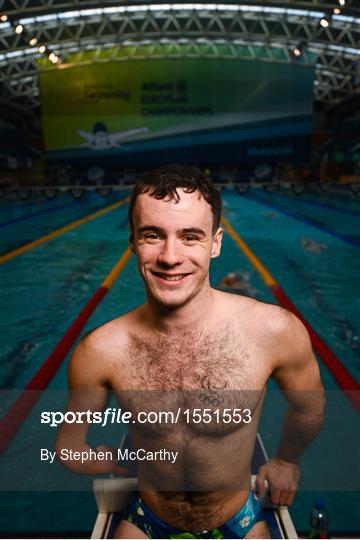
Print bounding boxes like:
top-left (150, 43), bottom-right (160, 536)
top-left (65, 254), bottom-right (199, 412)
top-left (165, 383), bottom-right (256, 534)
top-left (145, 233), bottom-right (160, 240)
top-left (184, 235), bottom-right (197, 242)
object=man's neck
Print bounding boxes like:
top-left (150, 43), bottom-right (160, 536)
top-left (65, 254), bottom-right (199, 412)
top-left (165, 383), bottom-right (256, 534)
top-left (145, 284), bottom-right (217, 333)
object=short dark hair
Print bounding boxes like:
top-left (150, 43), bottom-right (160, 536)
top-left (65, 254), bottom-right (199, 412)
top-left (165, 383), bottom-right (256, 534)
top-left (129, 164), bottom-right (222, 236)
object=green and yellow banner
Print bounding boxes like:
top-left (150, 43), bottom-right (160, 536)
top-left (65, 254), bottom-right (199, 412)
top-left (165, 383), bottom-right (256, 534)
top-left (39, 48), bottom-right (314, 153)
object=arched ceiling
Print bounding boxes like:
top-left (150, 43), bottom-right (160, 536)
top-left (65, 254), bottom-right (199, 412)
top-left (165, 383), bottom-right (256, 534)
top-left (0, 0), bottom-right (359, 114)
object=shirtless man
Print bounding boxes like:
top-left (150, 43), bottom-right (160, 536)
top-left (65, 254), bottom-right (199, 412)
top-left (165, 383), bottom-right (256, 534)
top-left (56, 164), bottom-right (325, 539)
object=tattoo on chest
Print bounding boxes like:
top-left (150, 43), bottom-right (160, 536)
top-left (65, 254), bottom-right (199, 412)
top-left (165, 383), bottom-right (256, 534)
top-left (197, 374), bottom-right (226, 407)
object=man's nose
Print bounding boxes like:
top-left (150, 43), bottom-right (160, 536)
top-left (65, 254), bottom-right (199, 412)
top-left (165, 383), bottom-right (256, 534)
top-left (158, 238), bottom-right (183, 266)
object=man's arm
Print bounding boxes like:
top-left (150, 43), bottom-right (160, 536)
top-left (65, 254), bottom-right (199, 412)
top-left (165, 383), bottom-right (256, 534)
top-left (256, 310), bottom-right (325, 506)
top-left (55, 332), bottom-right (128, 476)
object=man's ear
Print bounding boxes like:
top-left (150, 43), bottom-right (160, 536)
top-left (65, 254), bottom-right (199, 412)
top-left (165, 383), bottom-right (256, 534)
top-left (211, 227), bottom-right (223, 258)
top-left (129, 233), bottom-right (135, 253)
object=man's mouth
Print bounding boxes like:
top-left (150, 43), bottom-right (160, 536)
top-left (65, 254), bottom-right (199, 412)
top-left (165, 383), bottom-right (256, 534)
top-left (151, 271), bottom-right (190, 282)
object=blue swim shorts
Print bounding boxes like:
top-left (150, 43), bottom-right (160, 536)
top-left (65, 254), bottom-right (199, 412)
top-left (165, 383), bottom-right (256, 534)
top-left (123, 490), bottom-right (262, 539)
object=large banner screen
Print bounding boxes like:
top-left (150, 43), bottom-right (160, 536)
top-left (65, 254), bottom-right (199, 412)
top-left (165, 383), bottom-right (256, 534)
top-left (40, 55), bottom-right (314, 163)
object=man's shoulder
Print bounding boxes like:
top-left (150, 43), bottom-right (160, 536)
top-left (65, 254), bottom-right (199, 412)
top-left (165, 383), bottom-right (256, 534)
top-left (248, 297), bottom-right (303, 340)
top-left (68, 307), bottom-right (144, 384)
top-left (253, 299), bottom-right (296, 333)
top-left (220, 291), bottom-right (306, 346)
top-left (219, 290), bottom-right (293, 329)
top-left (79, 306), bottom-right (143, 355)
top-left (235, 296), bottom-right (311, 367)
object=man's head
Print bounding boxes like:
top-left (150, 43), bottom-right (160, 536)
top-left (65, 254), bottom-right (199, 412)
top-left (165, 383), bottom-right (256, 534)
top-left (129, 164), bottom-right (223, 309)
top-left (129, 165), bottom-right (221, 238)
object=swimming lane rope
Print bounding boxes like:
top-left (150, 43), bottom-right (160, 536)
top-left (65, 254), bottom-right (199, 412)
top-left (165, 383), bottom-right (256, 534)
top-left (0, 196), bottom-right (130, 265)
top-left (221, 216), bottom-right (360, 413)
top-left (0, 247), bottom-right (132, 455)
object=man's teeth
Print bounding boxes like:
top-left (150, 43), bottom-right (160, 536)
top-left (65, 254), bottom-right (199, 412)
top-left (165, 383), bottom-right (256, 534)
top-left (160, 274), bottom-right (185, 281)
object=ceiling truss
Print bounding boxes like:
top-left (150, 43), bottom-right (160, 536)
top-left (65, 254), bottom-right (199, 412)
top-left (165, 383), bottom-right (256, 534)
top-left (0, 2), bottom-right (359, 110)
top-left (0, 0), bottom-right (359, 16)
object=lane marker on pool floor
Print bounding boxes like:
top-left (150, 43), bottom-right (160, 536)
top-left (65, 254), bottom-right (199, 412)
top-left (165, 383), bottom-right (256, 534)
top-left (0, 246), bottom-right (132, 455)
top-left (0, 196), bottom-right (130, 265)
top-left (221, 216), bottom-right (360, 413)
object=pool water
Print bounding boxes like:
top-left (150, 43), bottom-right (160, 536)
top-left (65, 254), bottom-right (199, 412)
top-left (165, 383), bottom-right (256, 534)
top-left (0, 186), bottom-right (359, 536)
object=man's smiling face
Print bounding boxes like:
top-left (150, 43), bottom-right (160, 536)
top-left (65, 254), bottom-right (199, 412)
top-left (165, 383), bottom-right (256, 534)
top-left (132, 189), bottom-right (222, 309)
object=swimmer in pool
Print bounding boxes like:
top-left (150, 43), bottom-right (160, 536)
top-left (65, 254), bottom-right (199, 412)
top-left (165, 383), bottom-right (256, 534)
top-left (219, 271), bottom-right (256, 298)
top-left (56, 165), bottom-right (325, 539)
top-left (301, 237), bottom-right (328, 253)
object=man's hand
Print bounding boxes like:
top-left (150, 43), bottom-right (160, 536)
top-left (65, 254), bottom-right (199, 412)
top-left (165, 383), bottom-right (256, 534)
top-left (256, 458), bottom-right (300, 506)
top-left (94, 445), bottom-right (130, 476)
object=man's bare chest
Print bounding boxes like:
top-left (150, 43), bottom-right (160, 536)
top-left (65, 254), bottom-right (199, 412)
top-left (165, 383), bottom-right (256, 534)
top-left (112, 329), bottom-right (266, 435)
top-left (120, 327), bottom-right (263, 388)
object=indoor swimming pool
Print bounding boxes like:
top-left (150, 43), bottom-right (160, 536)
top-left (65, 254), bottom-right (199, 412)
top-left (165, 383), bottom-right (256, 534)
top-left (0, 185), bottom-right (359, 536)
